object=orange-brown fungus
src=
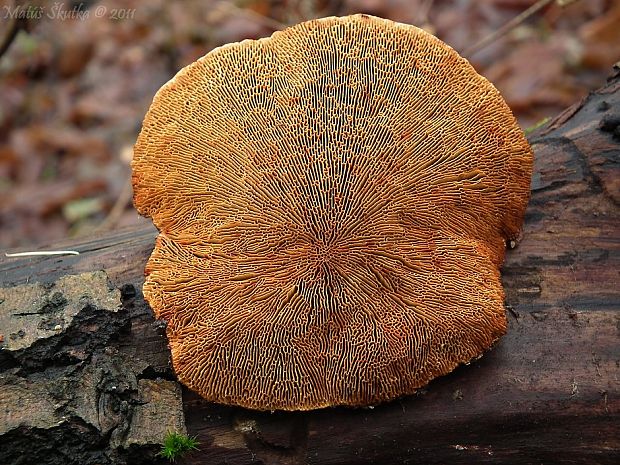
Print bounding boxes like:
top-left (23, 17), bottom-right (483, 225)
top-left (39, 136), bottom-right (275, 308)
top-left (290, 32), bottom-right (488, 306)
top-left (132, 14), bottom-right (533, 411)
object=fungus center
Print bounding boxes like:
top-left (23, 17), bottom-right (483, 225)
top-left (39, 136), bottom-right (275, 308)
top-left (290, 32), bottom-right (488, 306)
top-left (309, 239), bottom-right (341, 266)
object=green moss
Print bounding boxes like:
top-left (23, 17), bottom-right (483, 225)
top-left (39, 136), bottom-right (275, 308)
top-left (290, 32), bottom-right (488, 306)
top-left (158, 431), bottom-right (200, 462)
top-left (524, 117), bottom-right (551, 136)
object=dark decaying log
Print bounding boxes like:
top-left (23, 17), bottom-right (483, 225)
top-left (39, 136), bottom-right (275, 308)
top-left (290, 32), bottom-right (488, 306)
top-left (1, 70), bottom-right (619, 465)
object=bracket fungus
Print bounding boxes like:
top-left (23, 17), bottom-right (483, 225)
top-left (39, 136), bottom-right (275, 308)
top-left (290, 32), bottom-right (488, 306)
top-left (132, 14), bottom-right (533, 411)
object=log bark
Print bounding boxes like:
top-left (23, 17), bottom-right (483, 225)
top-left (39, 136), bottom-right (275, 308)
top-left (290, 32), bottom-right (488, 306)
top-left (1, 70), bottom-right (619, 465)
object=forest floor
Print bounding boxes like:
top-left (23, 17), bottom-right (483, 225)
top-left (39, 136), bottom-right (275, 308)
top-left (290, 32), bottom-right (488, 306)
top-left (0, 0), bottom-right (618, 248)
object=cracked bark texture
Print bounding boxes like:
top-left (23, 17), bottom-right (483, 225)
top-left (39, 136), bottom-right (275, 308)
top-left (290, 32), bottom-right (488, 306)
top-left (0, 272), bottom-right (184, 464)
top-left (1, 70), bottom-right (619, 465)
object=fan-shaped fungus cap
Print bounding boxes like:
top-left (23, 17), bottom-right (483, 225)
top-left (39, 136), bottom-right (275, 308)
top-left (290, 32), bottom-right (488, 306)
top-left (132, 14), bottom-right (533, 411)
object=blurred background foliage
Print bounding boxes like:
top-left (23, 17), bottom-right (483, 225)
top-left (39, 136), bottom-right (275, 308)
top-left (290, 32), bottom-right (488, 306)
top-left (0, 0), bottom-right (618, 248)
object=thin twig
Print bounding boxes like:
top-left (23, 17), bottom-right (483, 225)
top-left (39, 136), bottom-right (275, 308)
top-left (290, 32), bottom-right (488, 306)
top-left (463, 0), bottom-right (554, 58)
top-left (220, 2), bottom-right (287, 31)
top-left (97, 177), bottom-right (133, 232)
top-left (0, 1), bottom-right (26, 60)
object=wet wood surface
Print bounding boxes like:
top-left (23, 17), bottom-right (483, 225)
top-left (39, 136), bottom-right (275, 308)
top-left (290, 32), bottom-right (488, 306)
top-left (1, 71), bottom-right (618, 464)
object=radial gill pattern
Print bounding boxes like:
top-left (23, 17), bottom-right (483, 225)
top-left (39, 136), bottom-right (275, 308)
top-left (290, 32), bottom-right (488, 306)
top-left (132, 14), bottom-right (533, 410)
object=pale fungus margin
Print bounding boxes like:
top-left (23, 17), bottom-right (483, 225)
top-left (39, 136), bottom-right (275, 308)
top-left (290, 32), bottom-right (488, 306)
top-left (132, 14), bottom-right (533, 411)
